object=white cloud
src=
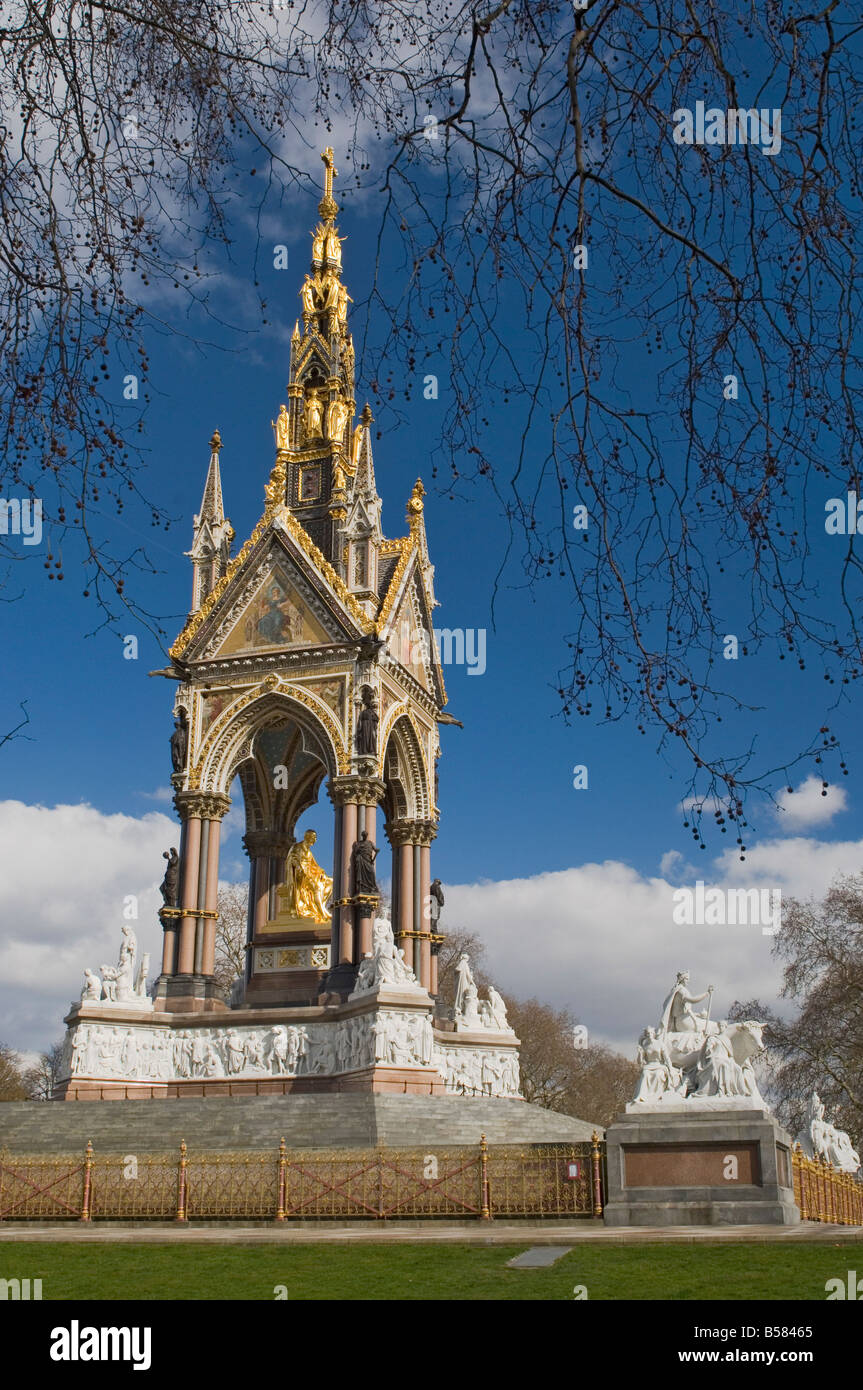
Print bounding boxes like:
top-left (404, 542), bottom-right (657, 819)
top-left (775, 775), bottom-right (847, 828)
top-left (138, 786), bottom-right (173, 803)
top-left (0, 801), bottom-right (174, 1050)
top-left (2, 799), bottom-right (859, 1070)
top-left (449, 834), bottom-right (863, 1058)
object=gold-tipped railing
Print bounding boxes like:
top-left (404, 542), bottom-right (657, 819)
top-left (0, 1134), bottom-right (606, 1222)
top-left (792, 1144), bottom-right (863, 1225)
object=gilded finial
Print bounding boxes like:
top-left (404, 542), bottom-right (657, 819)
top-left (361, 402), bottom-right (373, 425)
top-left (407, 478), bottom-right (425, 527)
top-left (319, 146), bottom-right (339, 220)
top-left (209, 430), bottom-right (222, 453)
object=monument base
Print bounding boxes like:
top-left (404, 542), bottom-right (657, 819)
top-left (603, 1109), bottom-right (800, 1226)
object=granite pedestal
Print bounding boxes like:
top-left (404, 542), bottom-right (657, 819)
top-left (603, 1108), bottom-right (800, 1226)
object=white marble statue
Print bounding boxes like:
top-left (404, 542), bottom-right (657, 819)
top-left (453, 953), bottom-right (515, 1034)
top-left (80, 926), bottom-right (154, 1011)
top-left (800, 1092), bottom-right (861, 1174)
top-left (453, 952), bottom-right (475, 1016)
top-left (627, 972), bottom-right (769, 1113)
top-left (81, 969), bottom-right (101, 1001)
top-left (350, 917), bottom-right (424, 997)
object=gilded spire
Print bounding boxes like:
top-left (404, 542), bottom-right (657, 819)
top-left (301, 149), bottom-right (350, 339)
top-left (352, 404), bottom-right (376, 493)
top-left (319, 147), bottom-right (339, 220)
top-left (199, 430), bottom-right (225, 524)
top-left (188, 430), bottom-right (233, 612)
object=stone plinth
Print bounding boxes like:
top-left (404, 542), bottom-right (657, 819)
top-left (603, 1109), bottom-right (800, 1227)
top-left (0, 1095), bottom-right (600, 1154)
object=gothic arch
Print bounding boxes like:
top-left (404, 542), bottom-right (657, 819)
top-left (194, 687), bottom-right (342, 795)
top-left (382, 712), bottom-right (431, 822)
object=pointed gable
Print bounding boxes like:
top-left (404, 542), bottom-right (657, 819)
top-left (171, 507), bottom-right (373, 662)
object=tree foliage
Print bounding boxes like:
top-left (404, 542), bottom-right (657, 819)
top-left (732, 871), bottom-right (863, 1144)
top-left (2, 2), bottom-right (861, 829)
top-left (435, 924), bottom-right (635, 1124)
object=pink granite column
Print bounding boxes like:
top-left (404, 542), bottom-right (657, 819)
top-left (419, 842), bottom-right (432, 991)
top-left (177, 815), bottom-right (202, 974)
top-left (398, 839), bottom-right (413, 963)
top-left (200, 818), bottom-right (222, 976)
top-left (253, 854), bottom-right (270, 932)
top-left (340, 802), bottom-right (358, 963)
top-left (412, 842), bottom-right (422, 978)
top-left (160, 922), bottom-right (177, 976)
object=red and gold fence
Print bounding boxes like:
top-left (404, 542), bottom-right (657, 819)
top-left (0, 1134), bottom-right (606, 1222)
top-left (792, 1144), bottom-right (863, 1225)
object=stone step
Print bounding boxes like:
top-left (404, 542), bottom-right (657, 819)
top-left (0, 1096), bottom-right (599, 1155)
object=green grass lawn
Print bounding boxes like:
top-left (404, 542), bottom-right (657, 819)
top-left (1, 1240), bottom-right (859, 1300)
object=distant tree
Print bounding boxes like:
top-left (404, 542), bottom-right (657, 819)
top-left (214, 883), bottom-right (249, 994)
top-left (434, 924), bottom-right (635, 1125)
top-left (434, 925), bottom-right (490, 1009)
top-left (21, 1043), bottom-right (65, 1101)
top-left (0, 1043), bottom-right (29, 1101)
top-left (503, 995), bottom-right (637, 1129)
top-left (732, 872), bottom-right (863, 1144)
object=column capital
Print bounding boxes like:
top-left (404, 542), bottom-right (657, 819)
top-left (174, 790), bottom-right (232, 822)
top-left (327, 775), bottom-right (385, 808)
top-left (243, 831), bottom-right (291, 860)
top-left (388, 818), bottom-right (437, 848)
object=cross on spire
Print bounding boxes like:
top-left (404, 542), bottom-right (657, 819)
top-left (322, 147), bottom-right (337, 201)
top-left (319, 147), bottom-right (339, 220)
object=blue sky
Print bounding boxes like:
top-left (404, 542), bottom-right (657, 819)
top-left (2, 174), bottom-right (859, 883)
top-left (1, 153), bottom-right (861, 1053)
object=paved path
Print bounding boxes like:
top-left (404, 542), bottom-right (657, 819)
top-left (0, 1221), bottom-right (859, 1244)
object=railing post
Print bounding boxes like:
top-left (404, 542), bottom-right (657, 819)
top-left (276, 1137), bottom-right (287, 1222)
top-left (176, 1140), bottom-right (188, 1223)
top-left (80, 1140), bottom-right (94, 1222)
top-left (591, 1131), bottom-right (603, 1218)
top-left (479, 1134), bottom-right (491, 1221)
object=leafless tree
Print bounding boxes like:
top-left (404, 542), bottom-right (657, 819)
top-left (21, 1041), bottom-right (65, 1100)
top-left (213, 882), bottom-right (248, 993)
top-left (732, 871), bottom-right (863, 1143)
top-left (435, 924), bottom-right (635, 1123)
top-left (503, 994), bottom-right (637, 1126)
top-left (3, 3), bottom-right (861, 836)
top-left (0, 1042), bottom-right (29, 1101)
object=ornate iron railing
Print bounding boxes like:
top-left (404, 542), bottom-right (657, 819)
top-left (792, 1144), bottom-right (863, 1225)
top-left (0, 1134), bottom-right (605, 1222)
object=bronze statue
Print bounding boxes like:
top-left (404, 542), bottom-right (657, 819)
top-left (351, 831), bottom-right (379, 896)
top-left (160, 848), bottom-right (180, 907)
top-left (170, 713), bottom-right (188, 774)
top-left (355, 686), bottom-right (378, 755)
top-left (429, 878), bottom-right (444, 928)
